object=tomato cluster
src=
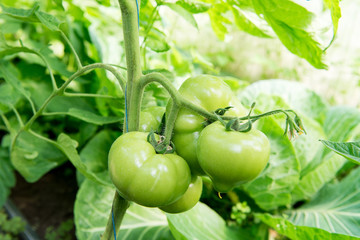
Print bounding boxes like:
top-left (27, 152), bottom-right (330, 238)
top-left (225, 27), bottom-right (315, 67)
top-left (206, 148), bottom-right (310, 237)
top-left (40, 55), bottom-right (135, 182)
top-left (108, 75), bottom-right (270, 214)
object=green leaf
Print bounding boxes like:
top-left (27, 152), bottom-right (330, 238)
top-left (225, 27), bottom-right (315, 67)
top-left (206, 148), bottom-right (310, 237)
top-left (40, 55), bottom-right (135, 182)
top-left (26, 80), bottom-right (122, 125)
top-left (0, 3), bottom-right (40, 22)
top-left (74, 179), bottom-right (174, 240)
top-left (239, 80), bottom-right (327, 171)
top-left (11, 131), bottom-right (67, 183)
top-left (230, 6), bottom-right (271, 38)
top-left (77, 130), bottom-right (117, 185)
top-left (0, 3), bottom-right (62, 31)
top-left (323, 106), bottom-right (360, 142)
top-left (0, 61), bottom-right (32, 101)
top-left (324, 0), bottom-right (341, 50)
top-left (291, 153), bottom-right (346, 202)
top-left (320, 140), bottom-right (360, 165)
top-left (0, 148), bottom-right (15, 207)
top-left (287, 167), bottom-right (360, 238)
top-left (252, 0), bottom-right (327, 69)
top-left (167, 202), bottom-right (252, 240)
top-left (175, 0), bottom-right (212, 13)
top-left (208, 4), bottom-right (231, 41)
top-left (56, 133), bottom-right (111, 186)
top-left (257, 213), bottom-right (358, 240)
top-left (0, 83), bottom-right (22, 114)
top-left (162, 3), bottom-right (198, 29)
top-left (146, 29), bottom-right (171, 53)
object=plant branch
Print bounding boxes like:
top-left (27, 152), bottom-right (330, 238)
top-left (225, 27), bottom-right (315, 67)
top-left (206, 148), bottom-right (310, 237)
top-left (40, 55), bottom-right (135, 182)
top-left (60, 30), bottom-right (83, 69)
top-left (63, 92), bottom-right (122, 99)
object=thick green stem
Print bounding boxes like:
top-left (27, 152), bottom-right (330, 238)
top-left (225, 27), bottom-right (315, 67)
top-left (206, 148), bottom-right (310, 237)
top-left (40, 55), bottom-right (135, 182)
top-left (101, 193), bottom-right (130, 240)
top-left (101, 1), bottom-right (143, 239)
top-left (119, 0), bottom-right (143, 132)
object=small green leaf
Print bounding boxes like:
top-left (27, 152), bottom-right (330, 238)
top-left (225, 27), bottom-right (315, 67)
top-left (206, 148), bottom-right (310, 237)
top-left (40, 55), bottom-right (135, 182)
top-left (163, 3), bottom-right (198, 29)
top-left (323, 0), bottom-right (341, 50)
top-left (176, 0), bottom-right (212, 13)
top-left (34, 11), bottom-right (62, 31)
top-left (77, 130), bottom-right (116, 185)
top-left (56, 133), bottom-right (112, 186)
top-left (0, 61), bottom-right (31, 100)
top-left (147, 35), bottom-right (170, 53)
top-left (0, 3), bottom-right (63, 31)
top-left (320, 140), bottom-right (360, 165)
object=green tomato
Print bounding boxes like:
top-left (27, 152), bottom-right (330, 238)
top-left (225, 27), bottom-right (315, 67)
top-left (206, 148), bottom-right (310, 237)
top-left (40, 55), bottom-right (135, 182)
top-left (139, 106), bottom-right (165, 132)
top-left (160, 176), bottom-right (203, 213)
top-left (197, 122), bottom-right (270, 193)
top-left (168, 75), bottom-right (247, 175)
top-left (108, 131), bottom-right (191, 207)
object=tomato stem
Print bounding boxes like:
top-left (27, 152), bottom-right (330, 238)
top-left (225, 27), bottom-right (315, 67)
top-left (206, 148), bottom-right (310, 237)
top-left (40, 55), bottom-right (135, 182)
top-left (101, 193), bottom-right (130, 240)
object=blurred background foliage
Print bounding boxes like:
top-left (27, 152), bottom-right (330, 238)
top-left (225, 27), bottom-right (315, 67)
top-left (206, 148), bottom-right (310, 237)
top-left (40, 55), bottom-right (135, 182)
top-left (1, 0), bottom-right (358, 107)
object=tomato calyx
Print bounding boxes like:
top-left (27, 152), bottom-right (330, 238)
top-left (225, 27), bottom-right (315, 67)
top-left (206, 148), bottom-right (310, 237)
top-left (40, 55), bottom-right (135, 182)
top-left (213, 102), bottom-right (307, 140)
top-left (147, 130), bottom-right (176, 154)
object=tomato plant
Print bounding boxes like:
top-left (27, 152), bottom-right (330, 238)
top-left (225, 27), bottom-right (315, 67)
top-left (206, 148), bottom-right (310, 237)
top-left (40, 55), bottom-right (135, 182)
top-left (1, 1), bottom-right (360, 240)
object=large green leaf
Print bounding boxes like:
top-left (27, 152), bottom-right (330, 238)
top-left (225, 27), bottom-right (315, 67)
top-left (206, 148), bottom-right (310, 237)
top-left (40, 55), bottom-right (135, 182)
top-left (321, 140), bottom-right (360, 165)
top-left (257, 213), bottom-right (358, 240)
top-left (167, 202), bottom-right (252, 240)
top-left (11, 131), bottom-right (67, 182)
top-left (74, 179), bottom-right (174, 240)
top-left (287, 167), bottom-right (360, 238)
top-left (292, 106), bottom-right (360, 201)
top-left (239, 80), bottom-right (330, 209)
top-left (252, 0), bottom-right (326, 69)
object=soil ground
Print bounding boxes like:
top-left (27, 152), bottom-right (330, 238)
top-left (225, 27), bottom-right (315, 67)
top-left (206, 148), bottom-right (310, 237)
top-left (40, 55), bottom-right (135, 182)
top-left (10, 162), bottom-right (78, 239)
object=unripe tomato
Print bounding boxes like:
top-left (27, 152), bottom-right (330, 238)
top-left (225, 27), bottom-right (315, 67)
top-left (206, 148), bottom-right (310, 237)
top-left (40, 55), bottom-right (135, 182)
top-left (160, 176), bottom-right (203, 213)
top-left (168, 75), bottom-right (247, 175)
top-left (108, 132), bottom-right (191, 207)
top-left (197, 122), bottom-right (270, 192)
